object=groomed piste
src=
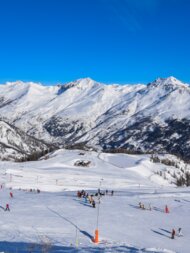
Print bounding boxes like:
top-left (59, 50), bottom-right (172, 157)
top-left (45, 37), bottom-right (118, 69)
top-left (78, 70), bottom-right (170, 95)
top-left (0, 149), bottom-right (189, 253)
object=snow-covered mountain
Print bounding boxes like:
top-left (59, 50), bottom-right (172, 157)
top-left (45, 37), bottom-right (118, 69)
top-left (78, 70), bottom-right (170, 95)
top-left (0, 120), bottom-right (51, 161)
top-left (0, 76), bottom-right (190, 160)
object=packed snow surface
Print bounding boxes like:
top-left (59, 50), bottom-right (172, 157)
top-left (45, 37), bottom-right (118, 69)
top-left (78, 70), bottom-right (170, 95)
top-left (0, 149), bottom-right (189, 253)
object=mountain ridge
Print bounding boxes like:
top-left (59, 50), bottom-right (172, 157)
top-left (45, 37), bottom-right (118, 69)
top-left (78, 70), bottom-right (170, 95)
top-left (0, 76), bottom-right (190, 161)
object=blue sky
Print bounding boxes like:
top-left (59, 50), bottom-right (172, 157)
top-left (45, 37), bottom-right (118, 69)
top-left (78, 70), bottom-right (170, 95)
top-left (0, 0), bottom-right (190, 84)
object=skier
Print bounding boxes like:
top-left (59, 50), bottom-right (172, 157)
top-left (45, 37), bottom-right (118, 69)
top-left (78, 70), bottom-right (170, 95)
top-left (171, 229), bottom-right (176, 239)
top-left (178, 228), bottom-right (183, 237)
top-left (81, 190), bottom-right (85, 197)
top-left (77, 191), bottom-right (81, 198)
top-left (165, 205), bottom-right (169, 213)
top-left (88, 195), bottom-right (92, 204)
top-left (84, 196), bottom-right (88, 203)
top-left (111, 190), bottom-right (114, 196)
top-left (92, 200), bottom-right (96, 208)
top-left (105, 189), bottom-right (108, 195)
top-left (10, 192), bottom-right (13, 198)
top-left (5, 204), bottom-right (10, 211)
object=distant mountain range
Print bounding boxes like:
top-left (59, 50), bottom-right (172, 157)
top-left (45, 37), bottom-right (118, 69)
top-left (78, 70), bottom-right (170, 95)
top-left (0, 76), bottom-right (190, 161)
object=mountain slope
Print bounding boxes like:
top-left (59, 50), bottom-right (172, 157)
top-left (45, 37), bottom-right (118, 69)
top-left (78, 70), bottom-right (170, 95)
top-left (0, 76), bottom-right (190, 160)
top-left (0, 121), bottom-right (51, 161)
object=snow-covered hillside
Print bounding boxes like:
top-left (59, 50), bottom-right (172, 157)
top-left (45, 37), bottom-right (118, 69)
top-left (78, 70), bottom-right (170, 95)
top-left (0, 120), bottom-right (51, 161)
top-left (0, 76), bottom-right (190, 160)
top-left (0, 149), bottom-right (189, 253)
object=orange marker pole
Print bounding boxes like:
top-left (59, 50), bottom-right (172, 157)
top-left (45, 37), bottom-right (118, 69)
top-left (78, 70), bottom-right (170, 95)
top-left (94, 229), bottom-right (99, 243)
top-left (92, 198), bottom-right (100, 243)
top-left (92, 179), bottom-right (103, 244)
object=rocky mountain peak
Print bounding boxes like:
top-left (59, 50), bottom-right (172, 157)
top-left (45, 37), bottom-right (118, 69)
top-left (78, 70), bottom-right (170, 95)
top-left (147, 76), bottom-right (189, 91)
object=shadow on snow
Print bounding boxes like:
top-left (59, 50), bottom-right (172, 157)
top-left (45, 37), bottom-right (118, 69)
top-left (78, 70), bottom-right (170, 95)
top-left (0, 241), bottom-right (158, 253)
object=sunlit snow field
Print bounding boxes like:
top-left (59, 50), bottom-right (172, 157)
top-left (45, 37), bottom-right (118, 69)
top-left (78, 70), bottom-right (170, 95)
top-left (0, 149), bottom-right (189, 253)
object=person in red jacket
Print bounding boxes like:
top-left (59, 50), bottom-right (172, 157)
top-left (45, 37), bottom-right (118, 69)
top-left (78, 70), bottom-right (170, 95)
top-left (10, 192), bottom-right (13, 198)
top-left (165, 205), bottom-right (169, 213)
top-left (171, 229), bottom-right (176, 239)
top-left (5, 204), bottom-right (10, 211)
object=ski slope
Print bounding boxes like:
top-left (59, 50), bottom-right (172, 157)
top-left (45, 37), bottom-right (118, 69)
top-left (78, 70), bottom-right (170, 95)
top-left (0, 149), bottom-right (189, 253)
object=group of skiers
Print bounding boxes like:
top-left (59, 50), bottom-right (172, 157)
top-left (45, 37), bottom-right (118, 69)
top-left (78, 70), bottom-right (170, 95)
top-left (138, 202), bottom-right (183, 239)
top-left (105, 189), bottom-right (114, 196)
top-left (0, 184), bottom-right (17, 212)
top-left (77, 189), bottom-right (87, 198)
top-left (0, 191), bottom-right (12, 212)
top-left (77, 188), bottom-right (114, 208)
top-left (17, 188), bottom-right (41, 193)
top-left (77, 190), bottom-right (96, 208)
top-left (6, 191), bottom-right (13, 211)
top-left (139, 202), bottom-right (152, 210)
top-left (0, 184), bottom-right (42, 213)
top-left (29, 188), bottom-right (41, 193)
top-left (93, 189), bottom-right (114, 197)
top-left (138, 202), bottom-right (170, 213)
top-left (77, 189), bottom-right (114, 199)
